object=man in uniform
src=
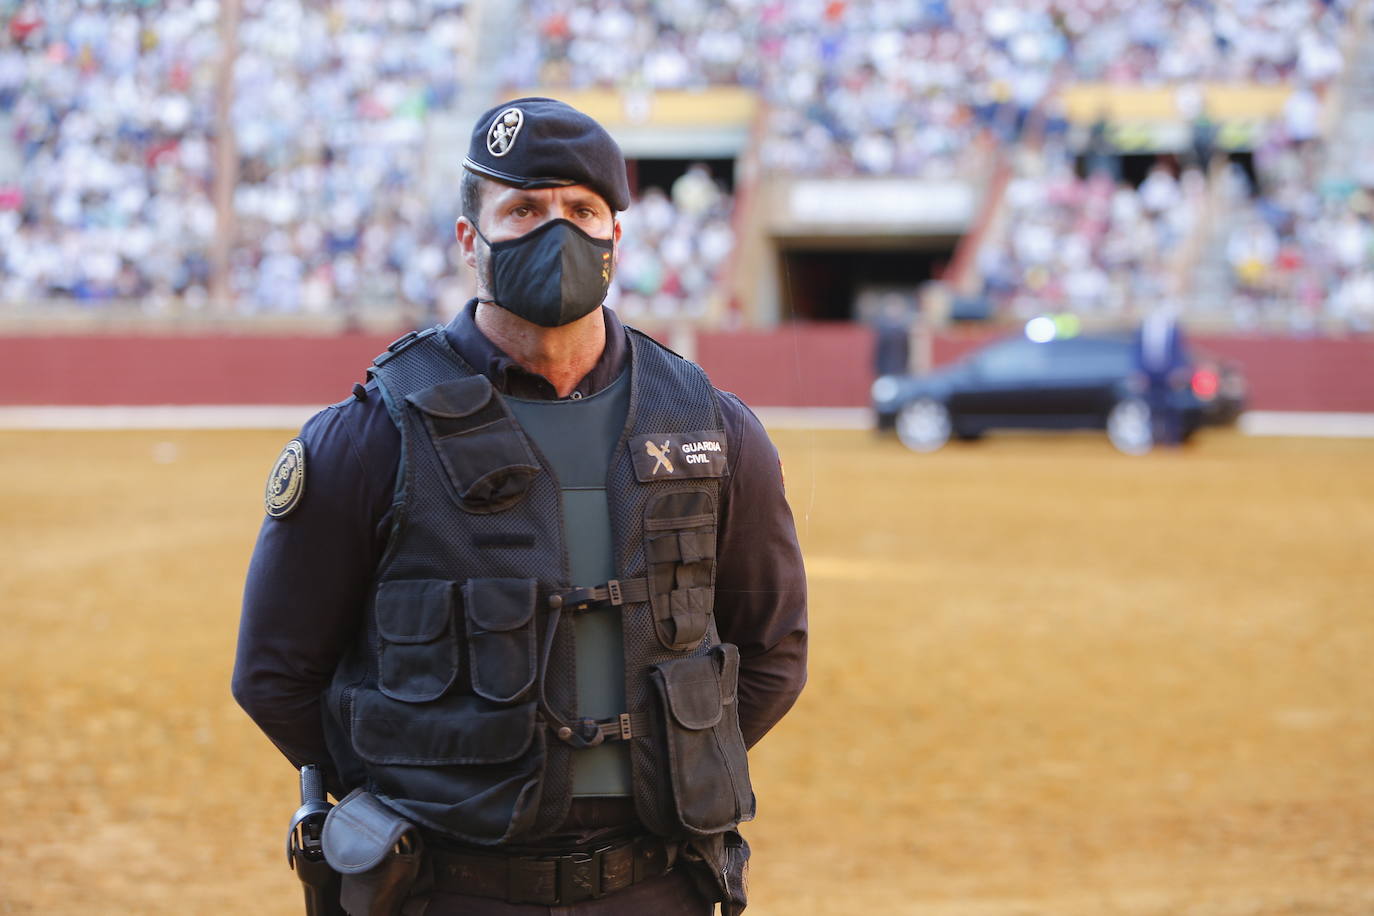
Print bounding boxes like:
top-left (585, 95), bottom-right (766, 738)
top-left (233, 97), bottom-right (808, 914)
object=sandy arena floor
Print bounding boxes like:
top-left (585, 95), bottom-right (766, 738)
top-left (1, 426), bottom-right (1372, 914)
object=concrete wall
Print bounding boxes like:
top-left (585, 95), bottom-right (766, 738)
top-left (2, 327), bottom-right (1371, 411)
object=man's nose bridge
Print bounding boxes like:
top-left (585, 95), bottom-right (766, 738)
top-left (547, 194), bottom-right (577, 221)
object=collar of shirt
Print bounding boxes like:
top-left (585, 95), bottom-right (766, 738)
top-left (443, 299), bottom-right (628, 400)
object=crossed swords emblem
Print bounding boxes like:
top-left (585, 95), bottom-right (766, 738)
top-left (645, 439), bottom-right (674, 475)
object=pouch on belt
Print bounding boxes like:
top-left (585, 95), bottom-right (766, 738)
top-left (322, 789), bottom-right (430, 916)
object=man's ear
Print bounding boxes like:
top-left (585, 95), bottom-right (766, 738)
top-left (612, 218), bottom-right (622, 260)
top-left (455, 217), bottom-right (480, 271)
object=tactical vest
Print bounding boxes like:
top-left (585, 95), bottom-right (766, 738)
top-left (323, 326), bottom-right (755, 847)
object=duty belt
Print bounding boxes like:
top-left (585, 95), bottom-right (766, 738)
top-left (428, 835), bottom-right (675, 905)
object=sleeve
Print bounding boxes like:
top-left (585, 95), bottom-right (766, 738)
top-left (713, 391), bottom-right (808, 749)
top-left (231, 396), bottom-right (395, 775)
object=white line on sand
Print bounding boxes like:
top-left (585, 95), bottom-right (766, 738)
top-left (1239, 411), bottom-right (1374, 438)
top-left (0, 405), bottom-right (319, 430)
top-left (1, 406), bottom-right (1372, 438)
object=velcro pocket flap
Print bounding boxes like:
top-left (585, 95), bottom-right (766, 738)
top-left (646, 529), bottom-right (716, 564)
top-left (464, 578), bottom-right (537, 631)
top-left (375, 579), bottom-right (453, 644)
top-left (660, 652), bottom-right (725, 730)
top-left (322, 788), bottom-right (418, 874)
top-left (352, 689), bottom-right (538, 765)
top-left (407, 378), bottom-right (541, 514)
top-left (405, 375), bottom-right (493, 419)
top-left (463, 578), bottom-right (538, 704)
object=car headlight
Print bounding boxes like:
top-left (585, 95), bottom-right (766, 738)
top-left (871, 376), bottom-right (900, 405)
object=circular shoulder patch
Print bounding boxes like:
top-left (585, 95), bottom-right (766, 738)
top-left (265, 438), bottom-right (306, 518)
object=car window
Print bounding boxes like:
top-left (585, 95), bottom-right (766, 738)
top-left (975, 340), bottom-right (1049, 380)
top-left (1048, 340), bottom-right (1132, 379)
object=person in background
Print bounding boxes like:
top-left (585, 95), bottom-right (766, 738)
top-left (1134, 303), bottom-right (1190, 446)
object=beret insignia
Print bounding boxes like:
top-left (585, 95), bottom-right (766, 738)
top-left (265, 438), bottom-right (306, 518)
top-left (487, 107), bottom-right (524, 158)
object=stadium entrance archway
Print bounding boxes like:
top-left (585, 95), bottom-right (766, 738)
top-left (630, 157), bottom-right (736, 196)
top-left (777, 238), bottom-right (959, 322)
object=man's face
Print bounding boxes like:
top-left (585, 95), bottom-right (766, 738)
top-left (457, 181), bottom-right (621, 297)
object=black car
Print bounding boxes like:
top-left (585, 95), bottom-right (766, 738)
top-left (872, 331), bottom-right (1246, 454)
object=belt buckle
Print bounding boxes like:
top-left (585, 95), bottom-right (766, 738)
top-left (556, 846), bottom-right (605, 904)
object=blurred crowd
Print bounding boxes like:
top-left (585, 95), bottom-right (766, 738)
top-left (1224, 126), bottom-right (1374, 331)
top-left (2, 0), bottom-right (471, 314)
top-left (979, 102), bottom-right (1374, 331)
top-left (0, 0), bottom-right (1369, 329)
top-left (512, 0), bottom-right (1350, 179)
top-left (610, 164), bottom-right (736, 321)
top-left (978, 146), bottom-right (1205, 319)
top-left (3, 0), bottom-right (221, 304)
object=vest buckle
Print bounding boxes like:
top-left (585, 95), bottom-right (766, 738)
top-left (387, 329), bottom-right (421, 352)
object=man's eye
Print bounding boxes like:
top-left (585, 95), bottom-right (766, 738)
top-left (575, 208), bottom-right (597, 220)
top-left (511, 205), bottom-right (533, 218)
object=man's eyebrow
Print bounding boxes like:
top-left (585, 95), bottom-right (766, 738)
top-left (564, 190), bottom-right (608, 209)
top-left (498, 191), bottom-right (544, 207)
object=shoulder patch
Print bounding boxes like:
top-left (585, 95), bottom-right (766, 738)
top-left (264, 438), bottom-right (307, 518)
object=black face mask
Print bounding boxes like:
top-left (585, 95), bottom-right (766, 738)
top-left (476, 219), bottom-right (614, 327)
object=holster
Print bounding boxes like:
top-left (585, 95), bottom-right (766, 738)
top-left (722, 831), bottom-right (750, 916)
top-left (322, 789), bottom-right (430, 916)
top-left (681, 830), bottom-right (750, 916)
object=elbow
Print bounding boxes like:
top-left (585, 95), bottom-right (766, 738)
top-left (789, 665), bottom-right (808, 707)
top-left (230, 667), bottom-right (263, 722)
top-left (231, 663), bottom-right (290, 728)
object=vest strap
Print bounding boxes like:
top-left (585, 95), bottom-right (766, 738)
top-left (547, 577), bottom-right (649, 610)
top-left (371, 326), bottom-right (443, 367)
top-left (551, 713), bottom-right (652, 748)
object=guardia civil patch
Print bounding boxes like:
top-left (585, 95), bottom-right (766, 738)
top-left (264, 438), bottom-right (306, 518)
top-left (629, 432), bottom-right (727, 482)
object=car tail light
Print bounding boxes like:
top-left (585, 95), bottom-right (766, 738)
top-left (1191, 368), bottom-right (1219, 400)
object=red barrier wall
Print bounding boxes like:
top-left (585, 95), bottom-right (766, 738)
top-left (1, 333), bottom-right (396, 406)
top-left (695, 324), bottom-right (874, 407)
top-left (2, 327), bottom-right (1371, 411)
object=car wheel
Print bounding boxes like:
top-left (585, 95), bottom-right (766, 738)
top-left (895, 398), bottom-right (952, 452)
top-left (1107, 398), bottom-right (1153, 455)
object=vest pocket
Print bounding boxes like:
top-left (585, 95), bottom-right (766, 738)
top-left (650, 643), bottom-right (755, 835)
top-left (407, 378), bottom-right (541, 514)
top-left (462, 578), bottom-right (538, 704)
top-left (375, 579), bottom-right (459, 703)
top-left (351, 689), bottom-right (537, 766)
top-left (645, 490), bottom-right (717, 651)
top-left (350, 688), bottom-right (545, 844)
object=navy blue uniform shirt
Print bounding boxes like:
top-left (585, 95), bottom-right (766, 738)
top-left (233, 301), bottom-right (808, 777)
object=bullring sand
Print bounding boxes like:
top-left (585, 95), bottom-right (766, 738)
top-left (2, 428), bottom-right (1372, 914)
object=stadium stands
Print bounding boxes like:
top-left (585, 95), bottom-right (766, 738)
top-left (1, 0), bottom-right (1369, 331)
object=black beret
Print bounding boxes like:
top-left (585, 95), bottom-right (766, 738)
top-left (462, 97), bottom-right (631, 212)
